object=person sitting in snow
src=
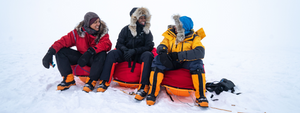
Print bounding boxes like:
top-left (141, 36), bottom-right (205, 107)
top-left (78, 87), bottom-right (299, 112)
top-left (97, 7), bottom-right (154, 101)
top-left (146, 15), bottom-right (208, 107)
top-left (42, 12), bottom-right (112, 91)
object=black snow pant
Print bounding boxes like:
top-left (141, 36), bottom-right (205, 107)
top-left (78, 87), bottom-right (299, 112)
top-left (100, 49), bottom-right (153, 85)
top-left (55, 48), bottom-right (106, 81)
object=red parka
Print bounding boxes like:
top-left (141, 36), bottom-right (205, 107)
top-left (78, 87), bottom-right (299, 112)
top-left (51, 21), bottom-right (112, 54)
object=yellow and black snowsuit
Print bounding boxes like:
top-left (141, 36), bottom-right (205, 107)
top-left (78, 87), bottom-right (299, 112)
top-left (147, 27), bottom-right (207, 106)
top-left (160, 27), bottom-right (205, 61)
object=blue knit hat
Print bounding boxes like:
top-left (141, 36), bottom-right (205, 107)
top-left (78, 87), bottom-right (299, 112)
top-left (179, 16), bottom-right (193, 35)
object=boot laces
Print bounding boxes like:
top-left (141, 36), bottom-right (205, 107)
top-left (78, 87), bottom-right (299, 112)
top-left (136, 89), bottom-right (145, 95)
top-left (198, 97), bottom-right (208, 101)
top-left (98, 82), bottom-right (107, 88)
top-left (59, 82), bottom-right (66, 86)
top-left (59, 81), bottom-right (67, 86)
top-left (84, 84), bottom-right (90, 87)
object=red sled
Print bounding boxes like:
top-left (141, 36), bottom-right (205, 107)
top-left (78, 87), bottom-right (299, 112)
top-left (71, 65), bottom-right (91, 82)
top-left (162, 68), bottom-right (196, 97)
top-left (113, 48), bottom-right (158, 88)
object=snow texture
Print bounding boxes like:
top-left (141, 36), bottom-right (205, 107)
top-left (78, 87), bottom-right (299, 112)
top-left (1, 0), bottom-right (300, 113)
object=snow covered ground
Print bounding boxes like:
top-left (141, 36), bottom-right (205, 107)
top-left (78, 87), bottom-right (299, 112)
top-left (1, 0), bottom-right (300, 113)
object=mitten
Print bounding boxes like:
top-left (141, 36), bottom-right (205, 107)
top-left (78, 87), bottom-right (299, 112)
top-left (124, 49), bottom-right (135, 61)
top-left (159, 52), bottom-right (173, 69)
top-left (42, 48), bottom-right (56, 69)
top-left (78, 47), bottom-right (95, 67)
top-left (157, 45), bottom-right (168, 55)
top-left (120, 46), bottom-right (129, 52)
top-left (168, 52), bottom-right (178, 61)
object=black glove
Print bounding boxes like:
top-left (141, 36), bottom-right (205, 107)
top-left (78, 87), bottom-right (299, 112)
top-left (78, 47), bottom-right (95, 67)
top-left (124, 49), bottom-right (135, 61)
top-left (120, 46), bottom-right (129, 52)
top-left (157, 45), bottom-right (168, 55)
top-left (42, 48), bottom-right (56, 69)
top-left (168, 52), bottom-right (178, 61)
top-left (159, 52), bottom-right (173, 69)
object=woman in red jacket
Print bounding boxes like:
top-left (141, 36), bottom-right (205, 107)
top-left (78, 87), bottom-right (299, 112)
top-left (42, 12), bottom-right (112, 91)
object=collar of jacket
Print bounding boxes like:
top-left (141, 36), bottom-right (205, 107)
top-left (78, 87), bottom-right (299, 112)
top-left (83, 26), bottom-right (97, 36)
top-left (128, 7), bottom-right (151, 37)
top-left (163, 28), bottom-right (195, 44)
top-left (75, 20), bottom-right (108, 44)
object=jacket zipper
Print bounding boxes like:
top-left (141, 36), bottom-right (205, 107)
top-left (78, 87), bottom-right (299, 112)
top-left (171, 43), bottom-right (173, 53)
top-left (181, 42), bottom-right (184, 52)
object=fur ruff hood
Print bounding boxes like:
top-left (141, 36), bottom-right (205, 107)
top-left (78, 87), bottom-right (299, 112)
top-left (129, 7), bottom-right (151, 37)
top-left (75, 20), bottom-right (108, 44)
top-left (172, 15), bottom-right (186, 45)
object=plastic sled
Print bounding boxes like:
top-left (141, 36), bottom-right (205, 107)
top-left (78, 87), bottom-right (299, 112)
top-left (113, 48), bottom-right (158, 88)
top-left (71, 65), bottom-right (90, 82)
top-left (162, 68), bottom-right (195, 97)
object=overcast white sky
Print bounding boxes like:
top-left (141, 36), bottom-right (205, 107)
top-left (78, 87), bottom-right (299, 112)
top-left (1, 0), bottom-right (299, 50)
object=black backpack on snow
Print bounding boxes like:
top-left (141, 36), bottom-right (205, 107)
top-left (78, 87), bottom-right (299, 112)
top-left (206, 78), bottom-right (235, 95)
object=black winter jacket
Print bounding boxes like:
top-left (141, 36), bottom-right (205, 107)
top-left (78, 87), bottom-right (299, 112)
top-left (116, 23), bottom-right (154, 59)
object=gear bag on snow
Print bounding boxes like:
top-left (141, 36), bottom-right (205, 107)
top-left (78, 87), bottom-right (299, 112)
top-left (206, 78), bottom-right (235, 95)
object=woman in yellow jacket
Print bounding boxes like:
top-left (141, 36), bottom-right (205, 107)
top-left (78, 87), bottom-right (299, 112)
top-left (146, 15), bottom-right (208, 107)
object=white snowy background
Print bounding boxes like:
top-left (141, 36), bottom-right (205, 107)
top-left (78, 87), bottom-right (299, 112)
top-left (1, 0), bottom-right (300, 113)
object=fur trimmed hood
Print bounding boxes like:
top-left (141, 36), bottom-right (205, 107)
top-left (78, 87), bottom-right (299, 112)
top-left (75, 20), bottom-right (108, 44)
top-left (129, 7), bottom-right (151, 37)
top-left (172, 15), bottom-right (185, 45)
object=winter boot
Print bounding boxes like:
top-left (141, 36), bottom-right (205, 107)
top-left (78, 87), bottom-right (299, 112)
top-left (135, 84), bottom-right (149, 100)
top-left (57, 74), bottom-right (76, 91)
top-left (146, 67), bottom-right (164, 106)
top-left (196, 97), bottom-right (209, 107)
top-left (191, 69), bottom-right (208, 107)
top-left (146, 95), bottom-right (156, 106)
top-left (97, 80), bottom-right (110, 92)
top-left (83, 77), bottom-right (97, 93)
